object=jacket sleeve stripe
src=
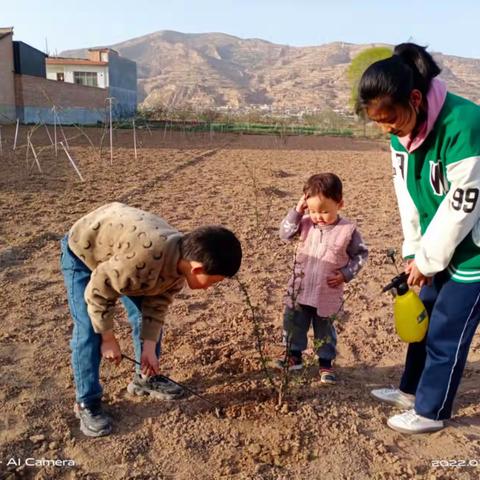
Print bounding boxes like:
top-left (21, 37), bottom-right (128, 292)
top-left (416, 156), bottom-right (480, 276)
top-left (391, 148), bottom-right (422, 258)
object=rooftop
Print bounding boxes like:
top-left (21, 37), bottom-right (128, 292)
top-left (46, 57), bottom-right (108, 66)
top-left (88, 47), bottom-right (119, 55)
top-left (0, 26), bottom-right (13, 40)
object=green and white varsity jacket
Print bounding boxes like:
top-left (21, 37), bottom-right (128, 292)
top-left (391, 92), bottom-right (480, 283)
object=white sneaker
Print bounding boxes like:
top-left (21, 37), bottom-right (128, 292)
top-left (387, 409), bottom-right (444, 434)
top-left (371, 388), bottom-right (415, 408)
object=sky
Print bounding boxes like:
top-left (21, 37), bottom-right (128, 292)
top-left (3, 0), bottom-right (480, 59)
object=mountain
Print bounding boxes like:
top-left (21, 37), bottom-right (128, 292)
top-left (62, 30), bottom-right (480, 114)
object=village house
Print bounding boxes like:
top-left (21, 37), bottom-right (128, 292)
top-left (0, 27), bottom-right (137, 125)
top-left (46, 48), bottom-right (137, 118)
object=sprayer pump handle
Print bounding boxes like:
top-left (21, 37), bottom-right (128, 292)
top-left (382, 271), bottom-right (409, 293)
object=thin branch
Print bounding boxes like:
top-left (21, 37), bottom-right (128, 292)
top-left (60, 142), bottom-right (84, 181)
top-left (236, 277), bottom-right (277, 391)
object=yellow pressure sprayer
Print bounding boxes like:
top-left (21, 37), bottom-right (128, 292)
top-left (382, 271), bottom-right (429, 343)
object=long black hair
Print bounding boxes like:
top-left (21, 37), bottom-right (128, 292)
top-left (356, 43), bottom-right (441, 114)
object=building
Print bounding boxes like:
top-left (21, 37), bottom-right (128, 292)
top-left (46, 48), bottom-right (137, 118)
top-left (0, 28), bottom-right (16, 121)
top-left (46, 56), bottom-right (109, 88)
top-left (0, 27), bottom-right (137, 125)
top-left (14, 40), bottom-right (47, 78)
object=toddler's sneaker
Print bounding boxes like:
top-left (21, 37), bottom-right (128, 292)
top-left (371, 388), bottom-right (415, 409)
top-left (319, 368), bottom-right (337, 385)
top-left (275, 354), bottom-right (303, 371)
top-left (127, 373), bottom-right (184, 400)
top-left (387, 409), bottom-right (444, 434)
top-left (74, 401), bottom-right (112, 437)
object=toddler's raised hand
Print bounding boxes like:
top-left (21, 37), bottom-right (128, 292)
top-left (296, 194), bottom-right (308, 214)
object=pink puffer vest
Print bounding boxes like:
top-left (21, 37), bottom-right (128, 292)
top-left (285, 217), bottom-right (355, 317)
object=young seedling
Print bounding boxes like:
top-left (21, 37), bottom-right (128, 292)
top-left (244, 162), bottom-right (274, 237)
top-left (277, 245), bottom-right (303, 405)
top-left (237, 243), bottom-right (304, 407)
top-left (236, 277), bottom-right (277, 392)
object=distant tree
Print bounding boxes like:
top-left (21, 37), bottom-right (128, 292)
top-left (347, 46), bottom-right (392, 109)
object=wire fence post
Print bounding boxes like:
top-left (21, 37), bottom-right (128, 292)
top-left (133, 118), bottom-right (137, 161)
top-left (53, 107), bottom-right (69, 149)
top-left (28, 135), bottom-right (43, 173)
top-left (107, 97), bottom-right (113, 165)
top-left (60, 141), bottom-right (84, 182)
top-left (25, 132), bottom-right (30, 167)
top-left (44, 123), bottom-right (54, 146)
top-left (13, 118), bottom-right (19, 151)
top-left (52, 106), bottom-right (58, 157)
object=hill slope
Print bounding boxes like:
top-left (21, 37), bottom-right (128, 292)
top-left (62, 31), bottom-right (480, 113)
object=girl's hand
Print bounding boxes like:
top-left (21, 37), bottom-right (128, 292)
top-left (327, 271), bottom-right (345, 288)
top-left (141, 340), bottom-right (159, 377)
top-left (405, 260), bottom-right (431, 287)
top-left (404, 258), bottom-right (415, 269)
top-left (295, 194), bottom-right (308, 214)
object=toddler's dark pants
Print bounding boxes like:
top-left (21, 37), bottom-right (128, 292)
top-left (283, 304), bottom-right (337, 363)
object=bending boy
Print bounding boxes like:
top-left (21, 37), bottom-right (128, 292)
top-left (60, 202), bottom-right (242, 437)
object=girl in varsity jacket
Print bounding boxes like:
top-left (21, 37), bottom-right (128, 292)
top-left (357, 43), bottom-right (480, 433)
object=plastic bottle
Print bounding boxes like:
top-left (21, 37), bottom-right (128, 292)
top-left (383, 272), bottom-right (429, 342)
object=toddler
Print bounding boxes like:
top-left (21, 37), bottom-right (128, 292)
top-left (278, 173), bottom-right (368, 384)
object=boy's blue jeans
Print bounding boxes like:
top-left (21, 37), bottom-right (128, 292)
top-left (60, 235), bottom-right (162, 406)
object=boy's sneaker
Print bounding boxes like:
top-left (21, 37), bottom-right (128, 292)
top-left (127, 373), bottom-right (184, 400)
top-left (274, 355), bottom-right (303, 371)
top-left (371, 388), bottom-right (415, 409)
top-left (74, 401), bottom-right (112, 437)
top-left (387, 409), bottom-right (444, 434)
top-left (319, 368), bottom-right (337, 385)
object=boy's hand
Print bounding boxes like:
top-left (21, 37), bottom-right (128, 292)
top-left (405, 260), bottom-right (432, 287)
top-left (327, 271), bottom-right (345, 288)
top-left (101, 331), bottom-right (122, 365)
top-left (141, 340), bottom-right (159, 377)
top-left (295, 194), bottom-right (308, 214)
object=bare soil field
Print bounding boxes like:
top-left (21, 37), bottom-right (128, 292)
top-left (0, 127), bottom-right (479, 480)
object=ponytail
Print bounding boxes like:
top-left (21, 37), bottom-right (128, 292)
top-left (356, 42), bottom-right (441, 114)
top-left (393, 43), bottom-right (441, 95)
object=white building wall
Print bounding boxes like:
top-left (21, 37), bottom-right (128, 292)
top-left (46, 64), bottom-right (64, 81)
top-left (46, 64), bottom-right (108, 88)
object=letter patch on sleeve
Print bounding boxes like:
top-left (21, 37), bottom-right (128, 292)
top-left (394, 152), bottom-right (407, 180)
top-left (429, 160), bottom-right (449, 196)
